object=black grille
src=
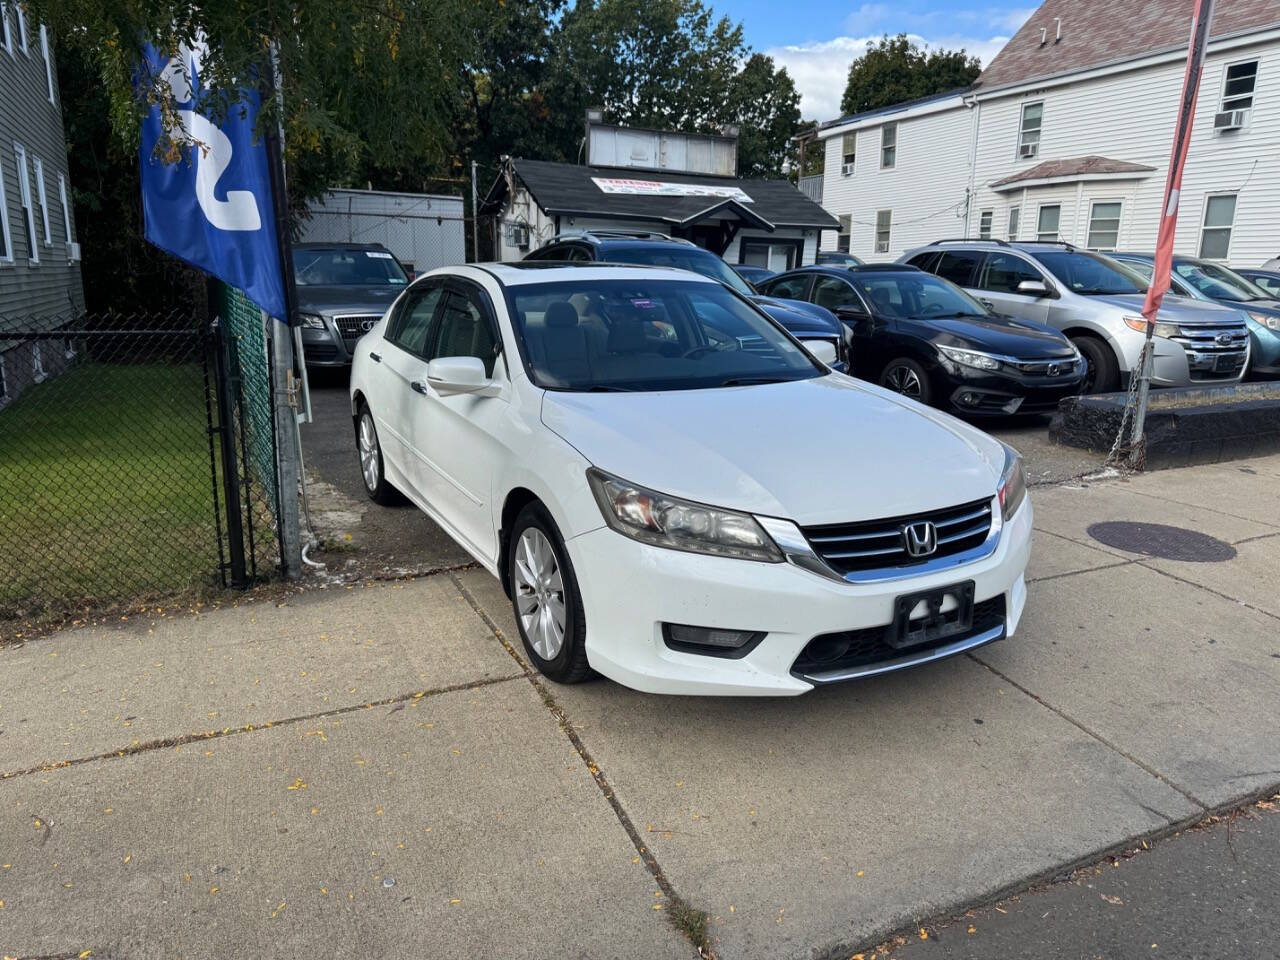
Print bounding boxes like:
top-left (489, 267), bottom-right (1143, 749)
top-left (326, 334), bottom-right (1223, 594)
top-left (802, 497), bottom-right (993, 575)
top-left (792, 595), bottom-right (1006, 678)
top-left (303, 342), bottom-right (340, 362)
top-left (334, 314), bottom-right (383, 345)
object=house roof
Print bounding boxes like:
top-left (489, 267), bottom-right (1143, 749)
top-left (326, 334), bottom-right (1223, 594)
top-left (815, 88), bottom-right (972, 136)
top-left (486, 158), bottom-right (839, 231)
top-left (977, 0), bottom-right (1280, 92)
top-left (989, 155), bottom-right (1156, 189)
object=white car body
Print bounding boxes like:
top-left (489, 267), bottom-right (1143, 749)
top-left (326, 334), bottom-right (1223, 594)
top-left (349, 264), bottom-right (1032, 696)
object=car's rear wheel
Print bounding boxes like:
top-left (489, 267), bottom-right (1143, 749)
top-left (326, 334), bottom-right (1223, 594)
top-left (356, 405), bottom-right (399, 504)
top-left (508, 502), bottom-right (591, 684)
top-left (880, 357), bottom-right (934, 405)
top-left (1072, 336), bottom-right (1120, 394)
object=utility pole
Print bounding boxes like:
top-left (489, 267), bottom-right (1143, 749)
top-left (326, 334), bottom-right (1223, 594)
top-left (470, 159), bottom-right (480, 263)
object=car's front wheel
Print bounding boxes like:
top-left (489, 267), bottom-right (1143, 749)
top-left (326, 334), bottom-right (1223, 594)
top-left (508, 502), bottom-right (591, 684)
top-left (880, 357), bottom-right (934, 405)
top-left (355, 405), bottom-right (399, 504)
top-left (1071, 335), bottom-right (1120, 394)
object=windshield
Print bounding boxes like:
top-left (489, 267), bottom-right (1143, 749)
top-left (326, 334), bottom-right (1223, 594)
top-left (1174, 260), bottom-right (1268, 301)
top-left (1035, 251), bottom-right (1145, 295)
top-left (602, 246), bottom-right (756, 297)
top-left (1117, 259), bottom-right (1200, 298)
top-left (851, 272), bottom-right (986, 319)
top-left (505, 278), bottom-right (822, 392)
top-left (292, 248), bottom-right (408, 286)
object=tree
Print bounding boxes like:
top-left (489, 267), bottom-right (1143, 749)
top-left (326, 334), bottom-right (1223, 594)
top-left (840, 33), bottom-right (980, 117)
top-left (730, 54), bottom-right (802, 178)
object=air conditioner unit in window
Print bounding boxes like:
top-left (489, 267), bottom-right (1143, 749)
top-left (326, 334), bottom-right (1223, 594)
top-left (508, 224), bottom-right (530, 249)
top-left (841, 162), bottom-right (855, 176)
top-left (1214, 109), bottom-right (1247, 131)
top-left (1018, 143), bottom-right (1037, 159)
top-left (67, 241), bottom-right (81, 262)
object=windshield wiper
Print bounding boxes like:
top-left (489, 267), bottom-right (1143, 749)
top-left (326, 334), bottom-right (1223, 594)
top-left (719, 376), bottom-right (791, 387)
top-left (584, 384), bottom-right (634, 392)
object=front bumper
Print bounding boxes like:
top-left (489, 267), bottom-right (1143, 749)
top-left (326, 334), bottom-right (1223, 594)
top-left (300, 324), bottom-right (354, 367)
top-left (945, 372), bottom-right (1086, 416)
top-left (566, 497), bottom-right (1032, 696)
top-left (1138, 334), bottom-right (1249, 386)
top-left (1245, 319), bottom-right (1280, 379)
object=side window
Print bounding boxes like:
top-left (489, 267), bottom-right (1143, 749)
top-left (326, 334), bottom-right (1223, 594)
top-left (979, 253), bottom-right (1045, 294)
top-left (761, 274), bottom-right (811, 301)
top-left (906, 251), bottom-right (939, 272)
top-left (388, 284), bottom-right (446, 356)
top-left (566, 244), bottom-right (594, 262)
top-left (432, 288), bottom-right (500, 376)
top-left (812, 276), bottom-right (861, 312)
top-left (935, 251), bottom-right (981, 287)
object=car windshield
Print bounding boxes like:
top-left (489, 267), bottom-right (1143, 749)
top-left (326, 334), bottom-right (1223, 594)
top-left (292, 248), bottom-right (408, 286)
top-left (1035, 251), bottom-right (1145, 295)
top-left (506, 278), bottom-right (822, 392)
top-left (601, 246), bottom-right (756, 297)
top-left (1174, 260), bottom-right (1268, 301)
top-left (850, 272), bottom-right (986, 319)
top-left (1117, 259), bottom-right (1199, 298)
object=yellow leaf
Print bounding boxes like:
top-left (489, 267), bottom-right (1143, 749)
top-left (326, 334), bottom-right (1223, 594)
top-left (856, 870), bottom-right (864, 878)
top-left (919, 929), bottom-right (929, 940)
top-left (450, 898), bottom-right (461, 905)
top-left (123, 855), bottom-right (131, 864)
top-left (80, 952), bottom-right (93, 959)
top-left (968, 924), bottom-right (977, 934)
top-left (653, 903), bottom-right (663, 911)
top-left (209, 886), bottom-right (219, 895)
top-left (287, 778), bottom-right (307, 791)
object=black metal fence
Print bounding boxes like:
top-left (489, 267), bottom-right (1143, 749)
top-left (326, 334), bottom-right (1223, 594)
top-left (0, 310), bottom-right (280, 625)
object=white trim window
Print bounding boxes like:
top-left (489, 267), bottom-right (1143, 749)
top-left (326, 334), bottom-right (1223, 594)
top-left (837, 214), bottom-right (851, 253)
top-left (40, 24), bottom-right (54, 103)
top-left (0, 157), bottom-right (13, 263)
top-left (15, 1), bottom-right (25, 53)
top-left (1036, 204), bottom-right (1060, 242)
top-left (978, 209), bottom-right (993, 240)
top-left (32, 155), bottom-right (50, 246)
top-left (1198, 194), bottom-right (1236, 260)
top-left (13, 143), bottom-right (37, 262)
top-left (875, 209), bottom-right (892, 253)
top-left (1086, 200), bottom-right (1122, 251)
top-left (880, 122), bottom-right (897, 169)
top-left (58, 173), bottom-right (71, 243)
top-left (1017, 101), bottom-right (1043, 159)
top-left (1221, 59), bottom-right (1258, 114)
top-left (0, 4), bottom-right (11, 55)
top-left (1007, 205), bottom-right (1020, 240)
top-left (841, 133), bottom-right (856, 176)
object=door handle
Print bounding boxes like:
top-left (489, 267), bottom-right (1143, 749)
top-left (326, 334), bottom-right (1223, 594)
top-left (370, 351), bottom-right (382, 363)
top-left (410, 379), bottom-right (429, 395)
top-left (979, 299), bottom-right (994, 310)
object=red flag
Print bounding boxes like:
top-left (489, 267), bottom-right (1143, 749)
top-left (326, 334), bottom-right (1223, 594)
top-left (1142, 0), bottom-right (1217, 324)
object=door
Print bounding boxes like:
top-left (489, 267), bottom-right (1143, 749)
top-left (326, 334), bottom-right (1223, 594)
top-left (812, 274), bottom-right (880, 379)
top-left (377, 282), bottom-right (447, 494)
top-left (760, 272), bottom-right (813, 302)
top-left (975, 251), bottom-right (1052, 322)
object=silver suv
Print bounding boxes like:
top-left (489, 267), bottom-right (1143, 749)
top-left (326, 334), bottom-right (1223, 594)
top-left (899, 240), bottom-right (1250, 393)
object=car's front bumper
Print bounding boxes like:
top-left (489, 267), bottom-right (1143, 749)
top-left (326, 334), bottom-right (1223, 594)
top-left (566, 497), bottom-right (1032, 696)
top-left (1245, 319), bottom-right (1280, 379)
top-left (300, 324), bottom-right (355, 367)
top-left (945, 372), bottom-right (1086, 416)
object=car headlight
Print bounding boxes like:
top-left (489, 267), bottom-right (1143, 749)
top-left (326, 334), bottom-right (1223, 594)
top-left (938, 344), bottom-right (1002, 371)
top-left (1248, 310), bottom-right (1280, 331)
top-left (1123, 315), bottom-right (1180, 338)
top-left (299, 311), bottom-right (327, 330)
top-left (998, 444), bottom-right (1027, 521)
top-left (587, 468), bottom-right (782, 562)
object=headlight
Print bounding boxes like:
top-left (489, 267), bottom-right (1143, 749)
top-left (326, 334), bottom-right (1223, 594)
top-left (299, 312), bottom-right (327, 329)
top-left (587, 468), bottom-right (782, 563)
top-left (1123, 315), bottom-right (1180, 338)
top-left (998, 444), bottom-right (1027, 521)
top-left (938, 344), bottom-right (1002, 371)
top-left (1248, 310), bottom-right (1280, 331)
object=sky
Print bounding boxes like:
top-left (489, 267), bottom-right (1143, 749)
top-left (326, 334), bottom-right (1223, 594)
top-left (715, 1), bottom-right (1037, 121)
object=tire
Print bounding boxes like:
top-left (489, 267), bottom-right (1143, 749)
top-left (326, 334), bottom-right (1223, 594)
top-left (507, 502), bottom-right (591, 684)
top-left (1072, 336), bottom-right (1120, 394)
top-left (879, 357), bottom-right (934, 405)
top-left (355, 404), bottom-right (400, 505)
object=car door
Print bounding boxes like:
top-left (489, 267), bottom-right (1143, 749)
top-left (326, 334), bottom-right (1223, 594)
top-left (412, 280), bottom-right (510, 563)
top-left (975, 251), bottom-right (1053, 322)
top-left (759, 273), bottom-right (814, 302)
top-left (811, 274), bottom-right (882, 379)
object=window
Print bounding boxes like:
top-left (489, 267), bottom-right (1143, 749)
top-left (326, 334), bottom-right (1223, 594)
top-left (39, 24), bottom-right (53, 103)
top-left (761, 274), bottom-right (811, 301)
top-left (978, 209), bottom-right (993, 240)
top-left (812, 275), bottom-right (862, 312)
top-left (389, 284), bottom-right (445, 355)
top-left (0, 156), bottom-right (12, 262)
top-left (1036, 204), bottom-right (1060, 242)
top-left (1007, 205), bottom-right (1020, 240)
top-left (880, 122), bottom-right (897, 168)
top-left (13, 144), bottom-right (37, 262)
top-left (1221, 60), bottom-right (1258, 113)
top-left (432, 290), bottom-right (500, 376)
top-left (841, 133), bottom-right (856, 175)
top-left (57, 173), bottom-right (71, 244)
top-left (837, 214), bottom-right (851, 253)
top-left (906, 251), bottom-right (939, 272)
top-left (32, 156), bottom-right (49, 246)
top-left (935, 250), bottom-right (982, 286)
top-left (1017, 101), bottom-right (1043, 159)
top-left (1, 4), bottom-right (10, 55)
top-left (32, 342), bottom-right (45, 381)
top-left (979, 252), bottom-right (1045, 294)
top-left (874, 209), bottom-right (892, 253)
top-left (1199, 194), bottom-right (1236, 259)
top-left (1175, 260), bottom-right (1266, 300)
top-left (1251, 274), bottom-right (1280, 297)
top-left (15, 2), bottom-right (25, 53)
top-left (1086, 201), bottom-right (1122, 250)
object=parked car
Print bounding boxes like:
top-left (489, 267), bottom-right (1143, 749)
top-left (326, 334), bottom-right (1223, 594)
top-left (1111, 253), bottom-right (1280, 380)
top-left (900, 240), bottom-right (1250, 393)
top-left (524, 232), bottom-right (848, 370)
top-left (757, 264), bottom-right (1085, 416)
top-left (1238, 268), bottom-right (1280, 298)
top-left (349, 262), bottom-right (1031, 695)
top-left (733, 264), bottom-right (777, 289)
top-left (816, 251), bottom-right (865, 267)
top-left (294, 242), bottom-right (412, 367)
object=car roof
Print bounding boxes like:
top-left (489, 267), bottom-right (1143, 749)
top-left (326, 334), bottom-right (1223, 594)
top-left (294, 241), bottom-right (390, 251)
top-left (541, 231), bottom-right (698, 249)
top-left (778, 264), bottom-right (921, 276)
top-left (472, 262), bottom-right (721, 288)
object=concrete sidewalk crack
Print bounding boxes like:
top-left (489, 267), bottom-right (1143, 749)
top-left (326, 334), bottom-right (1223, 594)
top-left (0, 673), bottom-right (521, 783)
top-left (1137, 560), bottom-right (1280, 624)
top-left (1118, 485), bottom-right (1280, 533)
top-left (968, 654), bottom-right (1208, 812)
top-left (449, 572), bottom-right (712, 958)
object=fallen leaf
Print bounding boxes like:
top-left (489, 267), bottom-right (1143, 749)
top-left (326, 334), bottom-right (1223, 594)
top-left (79, 952), bottom-right (92, 959)
top-left (209, 886), bottom-right (219, 895)
top-left (450, 898), bottom-right (461, 905)
top-left (968, 924), bottom-right (977, 934)
top-left (1101, 894), bottom-right (1124, 906)
top-left (287, 778), bottom-right (307, 791)
top-left (919, 929), bottom-right (929, 940)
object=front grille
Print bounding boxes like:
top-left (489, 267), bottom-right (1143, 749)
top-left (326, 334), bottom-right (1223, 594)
top-left (1008, 356), bottom-right (1081, 378)
top-left (1172, 325), bottom-right (1250, 353)
top-left (802, 497), bottom-right (993, 576)
top-left (792, 595), bottom-right (1006, 678)
top-left (303, 342), bottom-right (339, 362)
top-left (334, 314), bottom-right (383, 346)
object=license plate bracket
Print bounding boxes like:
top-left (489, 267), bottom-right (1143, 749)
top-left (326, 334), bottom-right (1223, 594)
top-left (888, 581), bottom-right (975, 650)
top-left (1214, 354), bottom-right (1238, 372)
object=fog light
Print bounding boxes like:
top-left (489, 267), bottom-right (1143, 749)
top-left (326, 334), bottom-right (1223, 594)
top-left (804, 635), bottom-right (852, 663)
top-left (960, 392), bottom-right (979, 405)
top-left (662, 623), bottom-right (765, 658)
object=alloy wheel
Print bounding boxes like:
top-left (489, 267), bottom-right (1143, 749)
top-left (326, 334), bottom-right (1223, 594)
top-left (358, 413), bottom-right (380, 492)
top-left (885, 364), bottom-right (923, 398)
top-left (513, 528), bottom-right (566, 660)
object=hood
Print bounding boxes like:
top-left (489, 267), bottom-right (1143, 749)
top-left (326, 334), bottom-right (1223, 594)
top-left (295, 284), bottom-right (405, 315)
top-left (1090, 293), bottom-right (1245, 326)
top-left (541, 375), bottom-right (1004, 527)
top-left (750, 295), bottom-right (842, 335)
top-left (924, 314), bottom-right (1075, 359)
top-left (1231, 297), bottom-right (1280, 317)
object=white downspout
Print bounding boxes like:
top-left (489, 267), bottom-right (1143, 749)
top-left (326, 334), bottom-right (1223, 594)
top-left (964, 95), bottom-right (981, 237)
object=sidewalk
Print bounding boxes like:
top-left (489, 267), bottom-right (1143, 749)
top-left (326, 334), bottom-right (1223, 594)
top-left (2, 457), bottom-right (1279, 959)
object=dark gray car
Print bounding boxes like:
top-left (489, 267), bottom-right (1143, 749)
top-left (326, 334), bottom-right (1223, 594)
top-left (295, 242), bottom-right (411, 367)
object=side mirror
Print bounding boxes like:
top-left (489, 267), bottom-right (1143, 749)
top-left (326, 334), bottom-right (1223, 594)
top-left (835, 306), bottom-right (869, 326)
top-left (802, 339), bottom-right (839, 367)
top-left (1016, 279), bottom-right (1049, 296)
top-left (425, 356), bottom-right (501, 397)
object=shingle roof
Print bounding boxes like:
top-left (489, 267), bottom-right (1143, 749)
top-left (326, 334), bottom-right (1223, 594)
top-left (989, 155), bottom-right (1156, 188)
top-left (978, 0), bottom-right (1280, 92)
top-left (490, 158), bottom-right (839, 230)
top-left (816, 88), bottom-right (972, 133)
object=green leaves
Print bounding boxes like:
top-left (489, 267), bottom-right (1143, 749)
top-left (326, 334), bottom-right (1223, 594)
top-left (840, 33), bottom-right (982, 118)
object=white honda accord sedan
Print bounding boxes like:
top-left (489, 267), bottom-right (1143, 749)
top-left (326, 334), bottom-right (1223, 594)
top-left (349, 263), bottom-right (1031, 696)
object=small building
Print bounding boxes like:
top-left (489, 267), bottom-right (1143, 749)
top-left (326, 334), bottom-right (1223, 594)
top-left (298, 188), bottom-right (466, 275)
top-left (483, 116), bottom-right (837, 271)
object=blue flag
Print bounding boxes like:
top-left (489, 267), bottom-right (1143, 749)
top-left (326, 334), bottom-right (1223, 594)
top-left (138, 44), bottom-right (287, 320)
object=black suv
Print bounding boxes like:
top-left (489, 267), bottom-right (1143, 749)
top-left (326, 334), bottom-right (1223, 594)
top-left (524, 232), bottom-right (848, 370)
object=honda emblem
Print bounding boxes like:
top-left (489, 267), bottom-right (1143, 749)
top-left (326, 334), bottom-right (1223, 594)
top-left (902, 521), bottom-right (938, 558)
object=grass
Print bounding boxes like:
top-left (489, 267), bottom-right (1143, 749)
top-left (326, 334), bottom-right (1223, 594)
top-left (0, 362), bottom-right (223, 615)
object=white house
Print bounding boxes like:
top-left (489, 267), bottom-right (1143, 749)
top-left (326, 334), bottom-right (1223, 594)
top-left (814, 0), bottom-right (1280, 268)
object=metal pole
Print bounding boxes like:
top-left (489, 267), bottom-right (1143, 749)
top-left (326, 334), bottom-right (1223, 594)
top-left (470, 159), bottom-right (480, 263)
top-left (212, 312), bottom-right (249, 588)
